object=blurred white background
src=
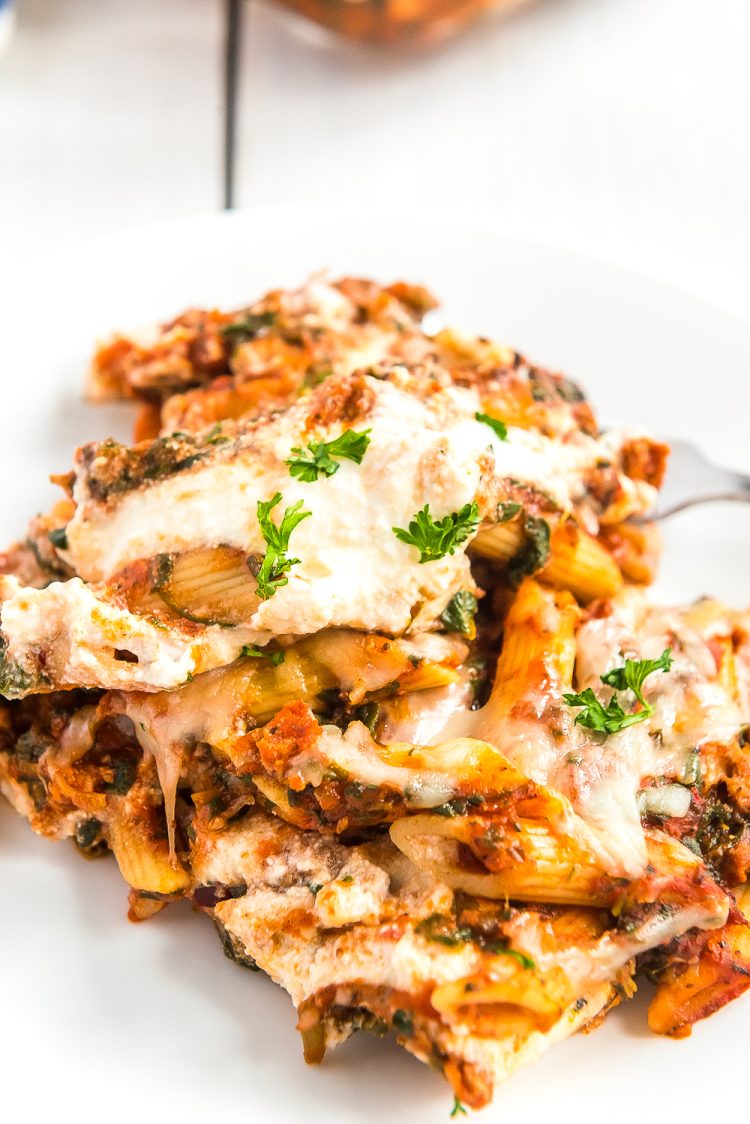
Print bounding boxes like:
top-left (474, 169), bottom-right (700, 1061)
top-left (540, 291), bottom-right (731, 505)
top-left (1, 0), bottom-right (748, 319)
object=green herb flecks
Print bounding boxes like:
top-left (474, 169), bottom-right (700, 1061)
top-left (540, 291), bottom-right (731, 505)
top-left (254, 493), bottom-right (311, 600)
top-left (286, 428), bottom-right (371, 483)
top-left (694, 797), bottom-right (745, 868)
top-left (203, 422), bottom-right (231, 446)
top-left (439, 590), bottom-right (478, 637)
top-left (219, 311), bottom-right (276, 343)
top-left (393, 502), bottom-right (479, 564)
top-left (497, 501), bottom-right (522, 523)
top-left (450, 1097), bottom-right (468, 1117)
top-left (475, 411), bottom-right (508, 441)
top-left (416, 914), bottom-right (473, 947)
top-left (0, 636), bottom-right (40, 699)
top-left (239, 644), bottom-right (285, 667)
top-left (354, 701), bottom-right (380, 737)
top-left (487, 946), bottom-right (535, 970)
top-left (564, 648), bottom-right (673, 736)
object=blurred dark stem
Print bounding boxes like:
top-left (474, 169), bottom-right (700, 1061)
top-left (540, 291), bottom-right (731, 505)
top-left (223, 0), bottom-right (243, 210)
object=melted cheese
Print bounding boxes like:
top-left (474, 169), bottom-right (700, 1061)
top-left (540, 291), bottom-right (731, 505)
top-left (385, 589), bottom-right (750, 879)
top-left (543, 598), bottom-right (747, 874)
top-left (0, 574), bottom-right (257, 694)
top-left (65, 374), bottom-right (646, 632)
top-left (285, 721), bottom-right (457, 809)
top-left (2, 365), bottom-right (655, 696)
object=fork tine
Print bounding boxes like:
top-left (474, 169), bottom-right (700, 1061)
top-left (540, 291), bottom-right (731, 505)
top-left (651, 439), bottom-right (750, 521)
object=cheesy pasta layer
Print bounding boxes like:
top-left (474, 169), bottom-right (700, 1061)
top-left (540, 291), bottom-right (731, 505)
top-left (1, 274), bottom-right (747, 1111)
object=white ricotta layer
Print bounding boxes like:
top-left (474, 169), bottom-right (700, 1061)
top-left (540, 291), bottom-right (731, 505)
top-left (63, 374), bottom-right (646, 639)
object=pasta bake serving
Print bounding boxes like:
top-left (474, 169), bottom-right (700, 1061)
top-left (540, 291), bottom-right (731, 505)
top-left (2, 275), bottom-right (749, 1111)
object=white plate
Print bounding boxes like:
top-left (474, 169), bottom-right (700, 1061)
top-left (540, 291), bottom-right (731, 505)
top-left (2, 209), bottom-right (749, 1124)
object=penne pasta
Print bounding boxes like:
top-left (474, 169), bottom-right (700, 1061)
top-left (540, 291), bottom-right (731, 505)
top-left (488, 577), bottom-right (579, 710)
top-left (389, 811), bottom-right (614, 906)
top-left (108, 814), bottom-right (190, 895)
top-left (472, 518), bottom-right (623, 602)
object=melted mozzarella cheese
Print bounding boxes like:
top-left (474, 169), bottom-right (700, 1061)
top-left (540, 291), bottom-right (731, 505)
top-left (288, 722), bottom-right (457, 809)
top-left (550, 596), bottom-right (749, 876)
top-left (396, 589), bottom-right (749, 879)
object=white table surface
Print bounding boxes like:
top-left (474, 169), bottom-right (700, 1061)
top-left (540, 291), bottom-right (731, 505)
top-left (1, 0), bottom-right (749, 322)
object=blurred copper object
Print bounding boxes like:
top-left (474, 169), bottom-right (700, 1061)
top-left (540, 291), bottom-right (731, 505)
top-left (273, 0), bottom-right (529, 46)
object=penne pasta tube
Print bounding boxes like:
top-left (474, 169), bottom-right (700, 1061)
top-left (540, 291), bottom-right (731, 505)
top-left (472, 518), bottom-right (623, 602)
top-left (541, 522), bottom-right (623, 601)
top-left (471, 519), bottom-right (525, 564)
top-left (647, 917), bottom-right (750, 1036)
top-left (389, 812), bottom-right (616, 907)
top-left (108, 814), bottom-right (190, 895)
top-left (128, 544), bottom-right (260, 627)
top-left (432, 959), bottom-right (571, 1036)
top-left (488, 577), bottom-right (579, 711)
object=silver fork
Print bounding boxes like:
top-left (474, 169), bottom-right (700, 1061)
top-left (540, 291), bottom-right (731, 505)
top-left (651, 439), bottom-right (750, 520)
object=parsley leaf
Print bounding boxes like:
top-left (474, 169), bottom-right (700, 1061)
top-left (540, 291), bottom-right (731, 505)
top-left (600, 649), bottom-right (673, 709)
top-left (475, 411), bottom-right (508, 441)
top-left (562, 687), bottom-right (651, 734)
top-left (393, 502), bottom-right (479, 564)
top-left (239, 644), bottom-right (285, 666)
top-left (254, 493), bottom-right (311, 600)
top-left (440, 590), bottom-right (478, 636)
top-left (286, 428), bottom-right (371, 482)
top-left (450, 1097), bottom-right (468, 1117)
top-left (564, 648), bottom-right (672, 735)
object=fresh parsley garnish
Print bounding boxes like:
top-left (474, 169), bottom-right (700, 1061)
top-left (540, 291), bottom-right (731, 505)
top-left (475, 411), bottom-right (507, 441)
top-left (393, 502), bottom-right (479, 564)
top-left (564, 648), bottom-right (673, 735)
top-left (562, 689), bottom-right (651, 735)
top-left (286, 428), bottom-right (371, 482)
top-left (254, 493), bottom-right (311, 600)
top-left (440, 590), bottom-right (478, 636)
top-left (450, 1096), bottom-right (468, 1117)
top-left (600, 649), bottom-right (674, 709)
top-left (239, 644), bottom-right (285, 666)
